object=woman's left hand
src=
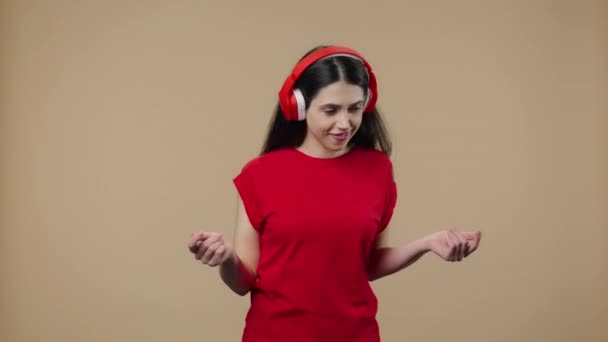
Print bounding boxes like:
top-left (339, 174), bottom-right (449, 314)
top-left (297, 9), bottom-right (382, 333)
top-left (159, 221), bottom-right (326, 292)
top-left (424, 229), bottom-right (482, 262)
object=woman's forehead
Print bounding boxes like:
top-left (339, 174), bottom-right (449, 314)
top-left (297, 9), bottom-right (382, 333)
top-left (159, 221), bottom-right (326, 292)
top-left (312, 81), bottom-right (365, 104)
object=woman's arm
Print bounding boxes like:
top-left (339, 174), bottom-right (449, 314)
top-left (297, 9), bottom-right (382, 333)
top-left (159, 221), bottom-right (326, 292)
top-left (367, 229), bottom-right (481, 281)
top-left (367, 230), bottom-right (429, 281)
top-left (219, 196), bottom-right (260, 295)
top-left (188, 196), bottom-right (260, 296)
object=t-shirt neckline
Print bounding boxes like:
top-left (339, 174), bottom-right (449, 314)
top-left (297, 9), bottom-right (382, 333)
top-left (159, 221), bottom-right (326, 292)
top-left (291, 146), bottom-right (358, 161)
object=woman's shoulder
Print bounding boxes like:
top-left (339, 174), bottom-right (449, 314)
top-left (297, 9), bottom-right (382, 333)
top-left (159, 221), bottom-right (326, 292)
top-left (238, 147), bottom-right (295, 173)
top-left (352, 146), bottom-right (393, 167)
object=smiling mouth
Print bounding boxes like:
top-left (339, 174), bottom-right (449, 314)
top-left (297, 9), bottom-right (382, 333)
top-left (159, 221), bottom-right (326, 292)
top-left (329, 132), bottom-right (349, 141)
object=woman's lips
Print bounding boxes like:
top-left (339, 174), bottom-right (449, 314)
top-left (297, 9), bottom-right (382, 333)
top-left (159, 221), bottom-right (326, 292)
top-left (329, 132), bottom-right (349, 142)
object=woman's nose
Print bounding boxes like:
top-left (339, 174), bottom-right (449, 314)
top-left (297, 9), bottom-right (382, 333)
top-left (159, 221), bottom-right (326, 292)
top-left (335, 112), bottom-right (350, 129)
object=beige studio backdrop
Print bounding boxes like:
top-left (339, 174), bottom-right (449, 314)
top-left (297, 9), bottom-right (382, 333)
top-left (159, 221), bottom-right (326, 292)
top-left (1, 1), bottom-right (607, 341)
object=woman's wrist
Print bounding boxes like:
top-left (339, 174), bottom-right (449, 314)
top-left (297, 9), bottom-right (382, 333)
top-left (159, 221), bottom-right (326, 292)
top-left (415, 235), bottom-right (433, 254)
top-left (220, 245), bottom-right (238, 267)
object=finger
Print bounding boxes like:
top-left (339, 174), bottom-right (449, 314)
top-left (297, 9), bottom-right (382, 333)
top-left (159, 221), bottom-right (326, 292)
top-left (201, 240), bottom-right (224, 264)
top-left (450, 230), bottom-right (465, 261)
top-left (188, 232), bottom-right (201, 251)
top-left (452, 230), bottom-right (463, 262)
top-left (189, 239), bottom-right (204, 254)
top-left (195, 243), bottom-right (207, 260)
top-left (208, 245), bottom-right (226, 267)
top-left (195, 235), bottom-right (220, 260)
top-left (448, 230), bottom-right (461, 262)
top-left (201, 233), bottom-right (223, 248)
top-left (464, 231), bottom-right (482, 256)
top-left (445, 230), bottom-right (455, 261)
top-left (455, 231), bottom-right (467, 261)
top-left (464, 237), bottom-right (475, 257)
top-left (188, 231), bottom-right (209, 251)
top-left (188, 240), bottom-right (199, 254)
top-left (463, 231), bottom-right (481, 245)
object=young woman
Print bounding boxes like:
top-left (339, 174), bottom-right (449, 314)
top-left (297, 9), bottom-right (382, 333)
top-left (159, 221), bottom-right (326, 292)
top-left (187, 45), bottom-right (482, 342)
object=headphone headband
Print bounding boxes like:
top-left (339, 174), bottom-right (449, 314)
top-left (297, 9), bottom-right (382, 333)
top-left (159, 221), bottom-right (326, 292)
top-left (278, 46), bottom-right (378, 121)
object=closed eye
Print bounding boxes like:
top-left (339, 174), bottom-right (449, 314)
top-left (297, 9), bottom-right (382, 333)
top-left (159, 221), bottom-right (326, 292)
top-left (349, 105), bottom-right (363, 113)
top-left (321, 101), bottom-right (364, 115)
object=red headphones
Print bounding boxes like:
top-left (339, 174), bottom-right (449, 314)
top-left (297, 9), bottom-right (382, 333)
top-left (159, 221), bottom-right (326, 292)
top-left (278, 46), bottom-right (378, 121)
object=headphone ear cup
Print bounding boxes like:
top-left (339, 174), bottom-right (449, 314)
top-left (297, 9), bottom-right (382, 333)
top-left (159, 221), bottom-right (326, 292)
top-left (284, 93), bottom-right (297, 121)
top-left (292, 88), bottom-right (306, 121)
top-left (363, 87), bottom-right (373, 113)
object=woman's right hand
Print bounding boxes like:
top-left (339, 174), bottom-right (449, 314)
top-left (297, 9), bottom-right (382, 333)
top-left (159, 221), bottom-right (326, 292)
top-left (188, 231), bottom-right (235, 267)
top-left (425, 229), bottom-right (481, 262)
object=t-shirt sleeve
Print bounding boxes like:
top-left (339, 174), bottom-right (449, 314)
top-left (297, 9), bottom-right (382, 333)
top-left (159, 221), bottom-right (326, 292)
top-left (379, 162), bottom-right (397, 232)
top-left (233, 159), bottom-right (264, 232)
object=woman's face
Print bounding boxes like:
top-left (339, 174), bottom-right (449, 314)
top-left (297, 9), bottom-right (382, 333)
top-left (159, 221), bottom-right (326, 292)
top-left (299, 81), bottom-right (365, 158)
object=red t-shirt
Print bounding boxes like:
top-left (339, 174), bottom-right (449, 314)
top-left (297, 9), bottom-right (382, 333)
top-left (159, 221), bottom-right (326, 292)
top-left (233, 146), bottom-right (397, 342)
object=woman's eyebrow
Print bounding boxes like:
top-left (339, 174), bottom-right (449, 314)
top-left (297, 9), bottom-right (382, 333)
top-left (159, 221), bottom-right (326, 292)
top-left (320, 101), bottom-right (364, 108)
